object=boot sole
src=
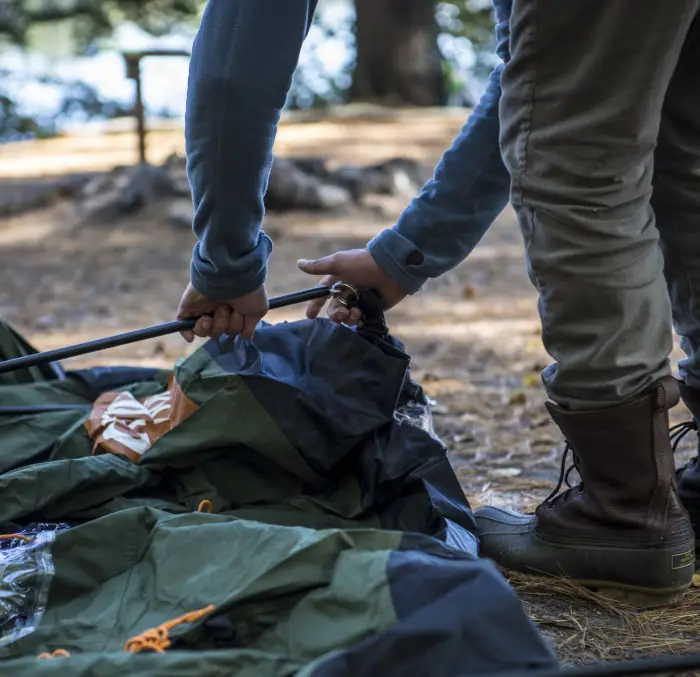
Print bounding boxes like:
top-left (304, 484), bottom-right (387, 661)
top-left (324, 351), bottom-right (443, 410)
top-left (498, 567), bottom-right (688, 609)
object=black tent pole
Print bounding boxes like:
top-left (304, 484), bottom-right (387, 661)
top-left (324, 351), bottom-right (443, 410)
top-left (0, 284), bottom-right (357, 376)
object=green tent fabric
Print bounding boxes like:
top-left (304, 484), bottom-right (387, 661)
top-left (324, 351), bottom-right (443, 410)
top-left (0, 310), bottom-right (557, 677)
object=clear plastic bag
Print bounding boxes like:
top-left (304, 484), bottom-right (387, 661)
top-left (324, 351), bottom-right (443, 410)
top-left (393, 376), bottom-right (440, 442)
top-left (0, 523), bottom-right (70, 647)
top-left (394, 399), bottom-right (438, 438)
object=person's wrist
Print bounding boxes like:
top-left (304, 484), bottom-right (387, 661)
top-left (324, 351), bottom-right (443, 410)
top-left (367, 234), bottom-right (426, 295)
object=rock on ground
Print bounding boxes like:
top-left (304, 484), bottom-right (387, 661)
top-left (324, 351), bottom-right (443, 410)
top-left (68, 154), bottom-right (432, 225)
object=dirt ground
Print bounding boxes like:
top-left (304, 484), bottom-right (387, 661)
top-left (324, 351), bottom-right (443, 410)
top-left (1, 109), bottom-right (699, 666)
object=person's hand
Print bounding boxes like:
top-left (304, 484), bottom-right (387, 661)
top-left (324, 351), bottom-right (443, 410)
top-left (297, 249), bottom-right (407, 325)
top-left (176, 283), bottom-right (269, 342)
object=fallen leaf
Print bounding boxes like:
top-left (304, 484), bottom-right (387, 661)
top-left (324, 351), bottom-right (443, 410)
top-left (523, 373), bottom-right (541, 389)
top-left (488, 467), bottom-right (522, 479)
top-left (509, 391), bottom-right (526, 405)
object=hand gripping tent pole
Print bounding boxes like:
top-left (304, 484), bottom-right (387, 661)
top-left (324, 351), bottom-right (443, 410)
top-left (0, 283), bottom-right (359, 376)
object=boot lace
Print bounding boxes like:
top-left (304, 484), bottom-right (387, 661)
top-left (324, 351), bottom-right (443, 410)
top-left (543, 418), bottom-right (698, 509)
top-left (543, 443), bottom-right (582, 508)
top-left (670, 418), bottom-right (699, 475)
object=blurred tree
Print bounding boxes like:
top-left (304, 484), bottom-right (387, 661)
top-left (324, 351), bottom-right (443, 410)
top-left (333, 0), bottom-right (496, 107)
top-left (438, 0), bottom-right (497, 75)
top-left (436, 0), bottom-right (497, 104)
top-left (443, 1), bottom-right (496, 51)
top-left (0, 0), bottom-right (201, 141)
top-left (0, 0), bottom-right (201, 49)
top-left (0, 0), bottom-right (496, 98)
top-left (350, 0), bottom-right (446, 106)
top-left (0, 69), bottom-right (133, 141)
top-left (0, 94), bottom-right (51, 141)
top-left (0, 0), bottom-right (497, 140)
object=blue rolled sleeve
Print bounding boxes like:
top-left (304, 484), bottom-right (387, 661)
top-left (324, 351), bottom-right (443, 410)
top-left (368, 0), bottom-right (513, 294)
top-left (185, 0), bottom-right (317, 300)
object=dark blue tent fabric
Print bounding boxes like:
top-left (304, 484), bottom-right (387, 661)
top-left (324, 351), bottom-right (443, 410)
top-left (0, 299), bottom-right (557, 676)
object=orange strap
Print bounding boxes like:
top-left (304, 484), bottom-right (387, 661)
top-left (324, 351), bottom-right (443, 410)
top-left (124, 605), bottom-right (216, 654)
top-left (196, 500), bottom-right (213, 514)
top-left (0, 533), bottom-right (31, 543)
top-left (37, 649), bottom-right (71, 659)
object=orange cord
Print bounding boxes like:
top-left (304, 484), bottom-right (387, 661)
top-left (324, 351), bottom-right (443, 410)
top-left (124, 605), bottom-right (215, 654)
top-left (37, 649), bottom-right (71, 659)
top-left (34, 607), bottom-right (216, 659)
top-left (0, 533), bottom-right (31, 543)
top-left (196, 500), bottom-right (213, 514)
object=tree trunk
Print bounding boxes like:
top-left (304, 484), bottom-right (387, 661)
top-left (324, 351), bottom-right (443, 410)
top-left (350, 0), bottom-right (445, 107)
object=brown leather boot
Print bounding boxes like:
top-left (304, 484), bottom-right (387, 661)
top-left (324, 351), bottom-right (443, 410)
top-left (474, 377), bottom-right (696, 608)
top-left (673, 381), bottom-right (700, 547)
